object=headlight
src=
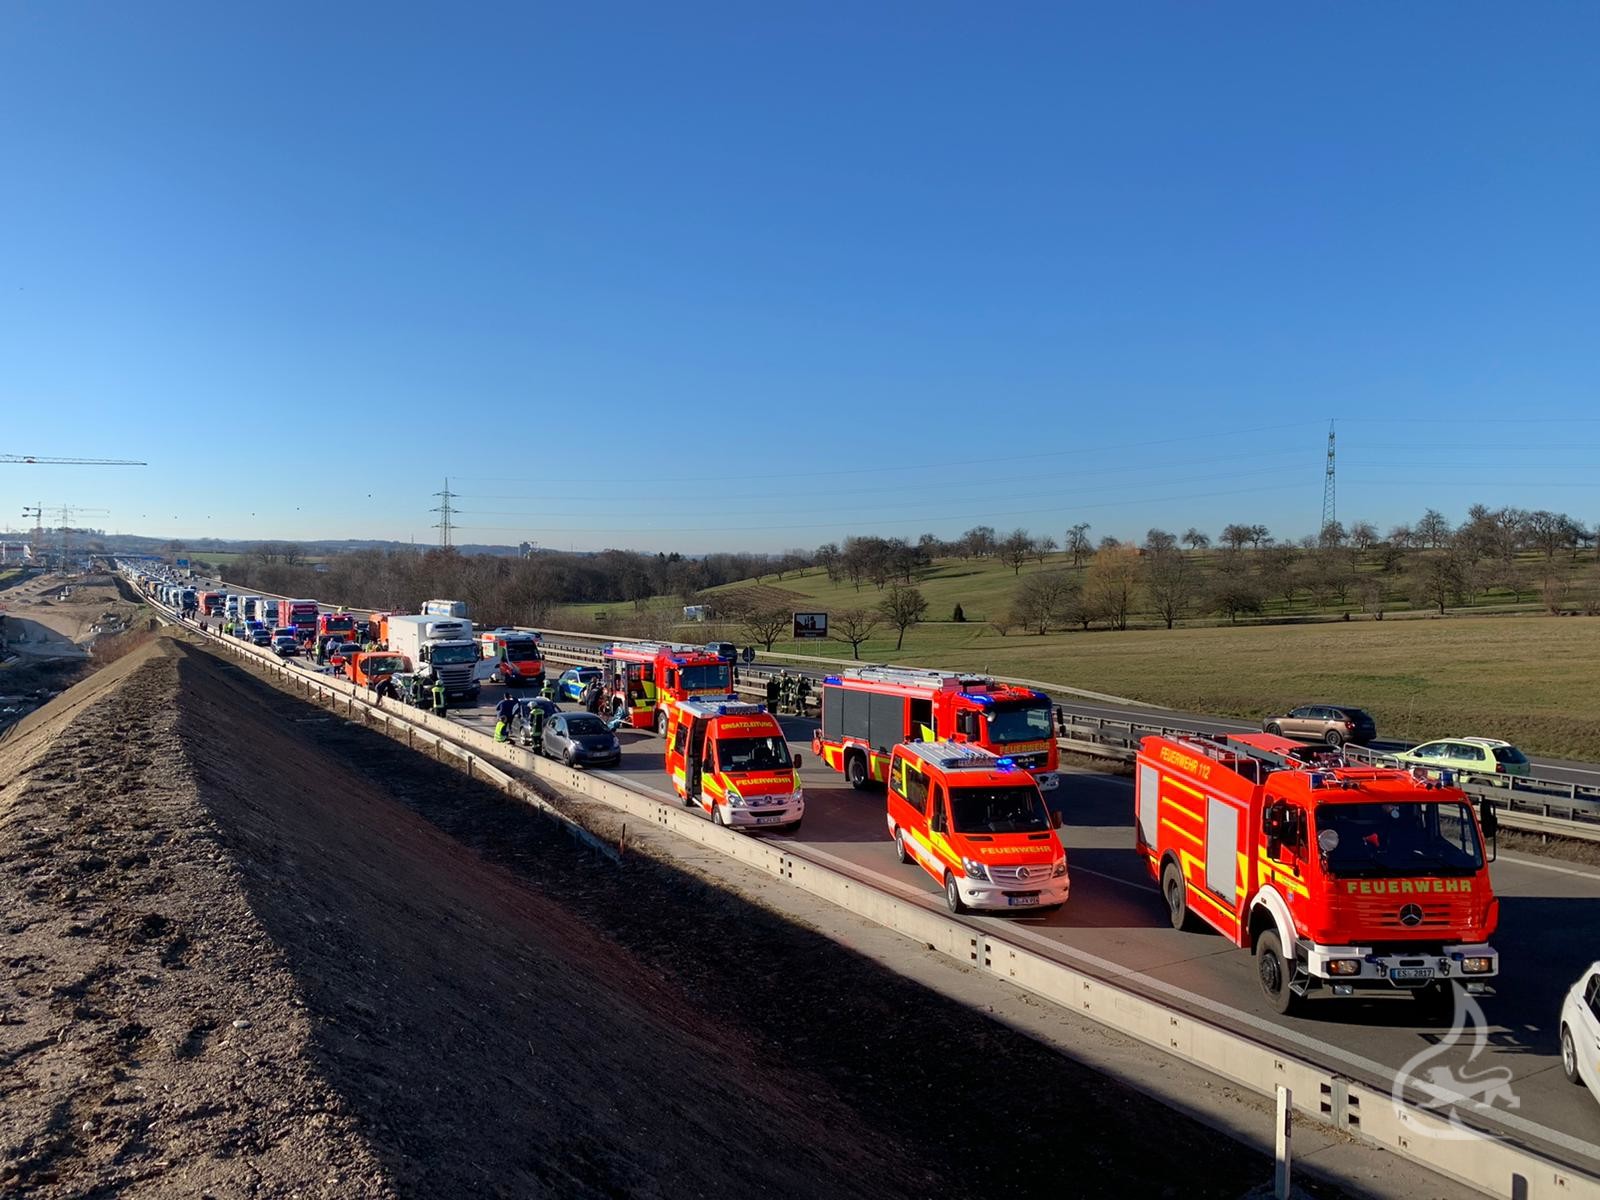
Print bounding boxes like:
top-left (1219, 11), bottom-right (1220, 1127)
top-left (726, 788), bottom-right (743, 807)
top-left (961, 857), bottom-right (991, 882)
top-left (1052, 859), bottom-right (1068, 878)
top-left (1327, 959), bottom-right (1361, 977)
top-left (1461, 956), bottom-right (1493, 975)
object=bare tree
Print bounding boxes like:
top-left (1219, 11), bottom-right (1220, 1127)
top-left (738, 603), bottom-right (793, 651)
top-left (1144, 528), bottom-right (1178, 554)
top-left (878, 584), bottom-right (929, 650)
top-left (830, 608), bottom-right (884, 659)
top-left (1210, 577), bottom-right (1265, 624)
top-left (1348, 521), bottom-right (1378, 554)
top-left (1415, 508), bottom-right (1452, 550)
top-left (1410, 554), bottom-right (1463, 615)
top-left (1065, 523), bottom-right (1093, 567)
top-left (1143, 549), bottom-right (1196, 629)
top-left (1220, 523), bottom-right (1254, 553)
top-left (1181, 527), bottom-right (1211, 551)
top-left (1033, 534), bottom-right (1057, 565)
top-left (999, 528), bottom-right (1035, 575)
top-left (1084, 545), bottom-right (1140, 631)
top-left (1010, 571), bottom-right (1076, 634)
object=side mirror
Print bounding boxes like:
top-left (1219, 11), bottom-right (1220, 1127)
top-left (1051, 809), bottom-right (1063, 830)
top-left (1480, 799), bottom-right (1498, 861)
top-left (791, 753), bottom-right (803, 769)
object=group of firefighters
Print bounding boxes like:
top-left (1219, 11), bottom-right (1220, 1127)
top-left (765, 670), bottom-right (812, 715)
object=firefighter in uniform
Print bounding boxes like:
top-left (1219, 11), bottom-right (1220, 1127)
top-left (794, 674), bottom-right (810, 716)
top-left (780, 672), bottom-right (795, 715)
top-left (431, 678), bottom-right (447, 717)
top-left (527, 701), bottom-right (548, 751)
top-left (765, 673), bottom-right (780, 711)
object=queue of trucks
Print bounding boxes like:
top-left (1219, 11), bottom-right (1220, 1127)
top-left (123, 561), bottom-right (1504, 1015)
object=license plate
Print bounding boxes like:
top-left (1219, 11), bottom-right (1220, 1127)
top-left (1007, 895), bottom-right (1040, 907)
top-left (753, 814), bottom-right (786, 825)
top-left (1390, 966), bottom-right (1434, 984)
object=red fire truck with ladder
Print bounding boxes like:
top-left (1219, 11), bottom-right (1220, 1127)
top-left (812, 666), bottom-right (1058, 793)
top-left (1135, 731), bottom-right (1500, 1014)
top-left (602, 641), bottom-right (734, 733)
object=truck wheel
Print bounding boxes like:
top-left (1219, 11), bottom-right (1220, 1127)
top-left (846, 753), bottom-right (869, 790)
top-left (656, 709), bottom-right (668, 736)
top-left (1162, 861), bottom-right (1191, 931)
top-left (711, 803), bottom-right (726, 827)
top-left (1255, 930), bottom-right (1298, 1015)
top-left (1324, 729), bottom-right (1344, 747)
top-left (944, 872), bottom-right (966, 914)
top-left (1266, 722), bottom-right (1282, 737)
top-left (894, 828), bottom-right (911, 864)
top-left (1563, 1025), bottom-right (1585, 1086)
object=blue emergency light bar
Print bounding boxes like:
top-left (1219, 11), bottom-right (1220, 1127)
top-left (824, 675), bottom-right (842, 685)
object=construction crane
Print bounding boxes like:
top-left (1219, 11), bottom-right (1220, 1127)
top-left (2, 454), bottom-right (147, 466)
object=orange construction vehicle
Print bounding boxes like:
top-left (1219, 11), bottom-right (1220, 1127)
top-left (602, 641), bottom-right (734, 733)
top-left (348, 650), bottom-right (411, 690)
top-left (886, 741), bottom-right (1067, 914)
top-left (663, 697), bottom-right (803, 831)
top-left (812, 667), bottom-right (1058, 793)
top-left (1135, 732), bottom-right (1500, 1013)
top-left (367, 612), bottom-right (392, 647)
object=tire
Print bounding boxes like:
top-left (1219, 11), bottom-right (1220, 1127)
top-left (944, 872), bottom-right (966, 914)
top-left (1255, 929), bottom-right (1298, 1015)
top-left (711, 803), bottom-right (726, 828)
top-left (1563, 1025), bottom-right (1585, 1087)
top-left (894, 828), bottom-right (911, 864)
top-left (1266, 723), bottom-right (1282, 737)
top-left (1162, 861), bottom-right (1191, 931)
top-left (564, 749), bottom-right (576, 768)
top-left (655, 709), bottom-right (668, 737)
top-left (846, 753), bottom-right (870, 790)
top-left (1324, 729), bottom-right (1345, 747)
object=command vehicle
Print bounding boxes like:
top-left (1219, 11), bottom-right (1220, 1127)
top-left (478, 630), bottom-right (545, 688)
top-left (1135, 732), bottom-right (1500, 1013)
top-left (602, 641), bottom-right (734, 733)
top-left (813, 666), bottom-right (1058, 793)
top-left (317, 610), bottom-right (358, 647)
top-left (663, 698), bottom-right (804, 831)
top-left (421, 598), bottom-right (469, 619)
top-left (385, 614), bottom-right (480, 699)
top-left (886, 741), bottom-right (1067, 914)
top-left (348, 650), bottom-right (412, 690)
top-left (284, 599), bottom-right (320, 636)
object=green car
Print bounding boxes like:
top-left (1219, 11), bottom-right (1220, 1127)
top-left (1393, 737), bottom-right (1531, 784)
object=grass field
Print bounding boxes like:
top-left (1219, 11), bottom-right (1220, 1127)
top-left (554, 556), bottom-right (1600, 760)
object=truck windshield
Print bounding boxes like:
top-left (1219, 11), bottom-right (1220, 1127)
top-left (680, 664), bottom-right (731, 692)
top-left (716, 736), bottom-right (793, 773)
top-left (324, 618), bottom-right (354, 632)
top-left (430, 644), bottom-right (480, 666)
top-left (1315, 801), bottom-right (1483, 876)
top-left (363, 656), bottom-right (406, 675)
top-left (505, 642), bottom-right (542, 662)
top-left (949, 785), bottom-right (1051, 834)
top-left (985, 702), bottom-right (1053, 745)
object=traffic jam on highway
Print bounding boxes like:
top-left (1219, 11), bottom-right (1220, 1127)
top-left (126, 560), bottom-right (1600, 1144)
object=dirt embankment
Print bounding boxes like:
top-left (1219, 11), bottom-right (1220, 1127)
top-left (3, 634), bottom-right (1281, 1199)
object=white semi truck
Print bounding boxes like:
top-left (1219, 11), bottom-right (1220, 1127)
top-left (386, 614), bottom-right (481, 700)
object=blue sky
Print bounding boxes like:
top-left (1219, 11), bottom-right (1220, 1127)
top-left (2, 2), bottom-right (1596, 553)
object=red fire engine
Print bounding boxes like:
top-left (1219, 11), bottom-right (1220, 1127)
top-left (601, 641), bottom-right (734, 733)
top-left (1135, 731), bottom-right (1500, 1013)
top-left (811, 667), bottom-right (1058, 793)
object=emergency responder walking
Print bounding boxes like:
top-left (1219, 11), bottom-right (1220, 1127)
top-left (765, 673), bottom-right (780, 711)
top-left (780, 672), bottom-right (795, 715)
top-left (431, 678), bottom-right (447, 717)
top-left (494, 693), bottom-right (518, 742)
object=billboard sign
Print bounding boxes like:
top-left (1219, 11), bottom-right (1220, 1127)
top-left (793, 611), bottom-right (828, 639)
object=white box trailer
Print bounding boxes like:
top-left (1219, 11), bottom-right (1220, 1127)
top-left (386, 614), bottom-right (480, 699)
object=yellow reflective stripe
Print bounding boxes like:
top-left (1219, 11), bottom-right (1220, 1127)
top-left (1166, 776), bottom-right (1205, 800)
top-left (1161, 817), bottom-right (1203, 847)
top-left (1162, 796), bottom-right (1204, 825)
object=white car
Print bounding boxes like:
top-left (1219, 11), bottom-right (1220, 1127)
top-left (1560, 962), bottom-right (1600, 1095)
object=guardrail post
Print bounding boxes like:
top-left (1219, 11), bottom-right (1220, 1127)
top-left (1274, 1085), bottom-right (1292, 1199)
